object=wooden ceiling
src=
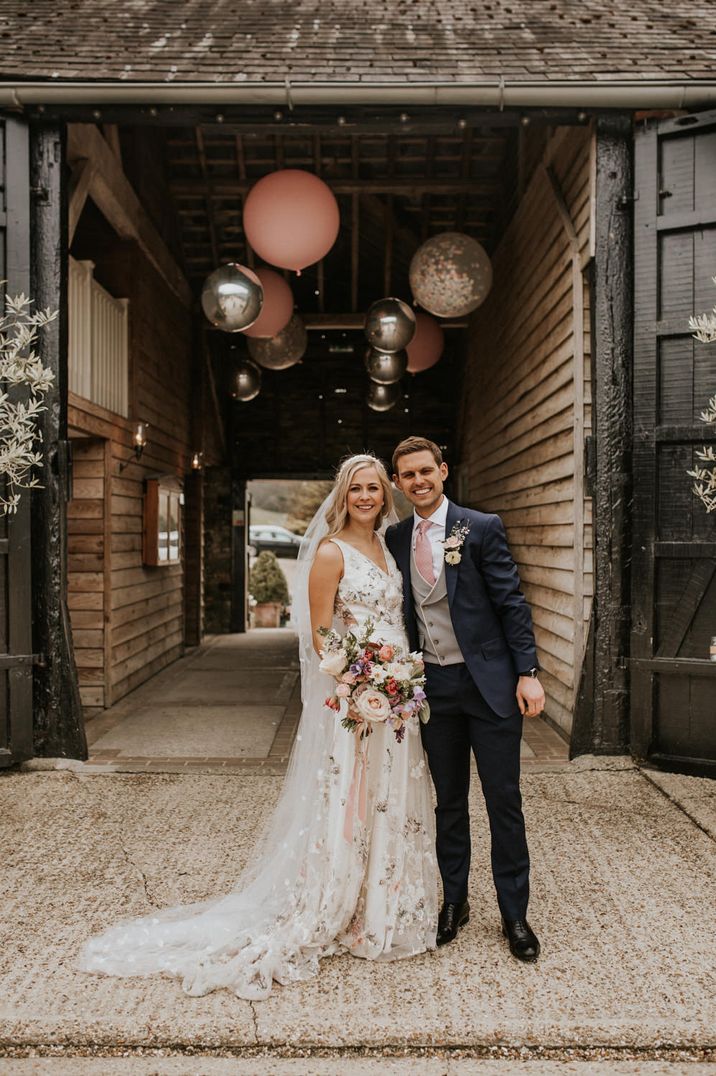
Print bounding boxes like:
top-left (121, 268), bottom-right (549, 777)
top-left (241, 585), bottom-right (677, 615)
top-left (158, 113), bottom-right (519, 477)
top-left (165, 119), bottom-right (516, 315)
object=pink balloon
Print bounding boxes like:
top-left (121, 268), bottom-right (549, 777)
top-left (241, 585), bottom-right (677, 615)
top-left (406, 312), bottom-right (445, 373)
top-left (242, 268), bottom-right (294, 339)
top-left (243, 169), bottom-right (340, 273)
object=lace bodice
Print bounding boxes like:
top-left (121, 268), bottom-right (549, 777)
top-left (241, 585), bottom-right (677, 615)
top-left (329, 535), bottom-right (406, 645)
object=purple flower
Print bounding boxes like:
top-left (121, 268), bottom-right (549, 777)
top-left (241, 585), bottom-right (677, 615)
top-left (350, 662), bottom-right (363, 676)
top-left (412, 687), bottom-right (426, 702)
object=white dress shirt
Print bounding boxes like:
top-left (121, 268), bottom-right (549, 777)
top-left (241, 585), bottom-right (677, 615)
top-left (412, 495), bottom-right (449, 581)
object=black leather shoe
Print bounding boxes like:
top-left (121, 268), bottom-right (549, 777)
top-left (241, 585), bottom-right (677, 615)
top-left (502, 917), bottom-right (540, 962)
top-left (436, 901), bottom-right (470, 946)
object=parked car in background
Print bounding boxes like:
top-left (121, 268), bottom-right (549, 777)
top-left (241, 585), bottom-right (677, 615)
top-left (249, 524), bottom-right (302, 559)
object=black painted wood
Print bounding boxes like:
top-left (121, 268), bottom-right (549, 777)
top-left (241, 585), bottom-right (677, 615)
top-left (0, 116), bottom-right (34, 766)
top-left (631, 108), bottom-right (716, 771)
top-left (29, 123), bottom-right (86, 760)
top-left (590, 114), bottom-right (634, 755)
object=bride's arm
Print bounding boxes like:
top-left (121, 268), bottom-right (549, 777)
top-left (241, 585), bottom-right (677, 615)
top-left (308, 541), bottom-right (343, 656)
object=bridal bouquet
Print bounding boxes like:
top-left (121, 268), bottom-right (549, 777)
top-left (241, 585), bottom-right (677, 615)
top-left (318, 619), bottom-right (430, 742)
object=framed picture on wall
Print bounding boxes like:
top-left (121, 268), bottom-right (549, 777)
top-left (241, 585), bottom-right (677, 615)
top-left (143, 475), bottom-right (184, 566)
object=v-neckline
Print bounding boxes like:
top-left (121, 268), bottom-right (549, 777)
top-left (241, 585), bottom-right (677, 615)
top-left (335, 535), bottom-right (391, 578)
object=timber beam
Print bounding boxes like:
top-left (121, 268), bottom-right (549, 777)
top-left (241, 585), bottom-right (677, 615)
top-left (67, 123), bottom-right (192, 307)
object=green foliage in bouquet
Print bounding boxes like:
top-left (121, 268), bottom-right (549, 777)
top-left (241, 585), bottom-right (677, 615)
top-left (249, 550), bottom-right (289, 605)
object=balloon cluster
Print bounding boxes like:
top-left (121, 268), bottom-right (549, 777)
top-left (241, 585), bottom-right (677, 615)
top-left (363, 298), bottom-right (414, 412)
top-left (202, 169), bottom-right (341, 400)
top-left (201, 164), bottom-right (494, 411)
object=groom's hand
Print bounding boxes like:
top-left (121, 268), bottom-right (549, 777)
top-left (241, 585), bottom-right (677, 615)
top-left (516, 676), bottom-right (545, 717)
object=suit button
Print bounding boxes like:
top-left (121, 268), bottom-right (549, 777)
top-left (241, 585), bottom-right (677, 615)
top-left (428, 620), bottom-right (434, 627)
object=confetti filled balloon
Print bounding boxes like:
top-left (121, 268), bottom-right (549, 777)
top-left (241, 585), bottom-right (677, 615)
top-left (406, 312), bottom-right (445, 373)
top-left (364, 347), bottom-right (408, 384)
top-left (364, 297), bottom-right (416, 353)
top-left (366, 381), bottom-right (400, 412)
top-left (201, 263), bottom-right (263, 332)
top-left (247, 314), bottom-right (307, 370)
top-left (409, 232), bottom-right (493, 318)
top-left (242, 267), bottom-right (294, 339)
top-left (230, 359), bottom-right (262, 401)
top-left (243, 169), bottom-right (340, 273)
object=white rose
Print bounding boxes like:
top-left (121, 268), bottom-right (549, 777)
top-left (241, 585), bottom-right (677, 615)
top-left (354, 689), bottom-right (392, 722)
top-left (369, 665), bottom-right (388, 684)
top-left (319, 649), bottom-right (348, 677)
top-left (385, 662), bottom-right (410, 681)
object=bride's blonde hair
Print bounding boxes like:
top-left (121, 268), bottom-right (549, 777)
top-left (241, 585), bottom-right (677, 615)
top-left (324, 454), bottom-right (394, 539)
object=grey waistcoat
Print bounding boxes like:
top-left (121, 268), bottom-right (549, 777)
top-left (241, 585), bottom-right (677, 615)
top-left (410, 544), bottom-right (464, 665)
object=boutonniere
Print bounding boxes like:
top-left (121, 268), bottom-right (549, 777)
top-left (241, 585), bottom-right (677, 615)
top-left (442, 521), bottom-right (471, 565)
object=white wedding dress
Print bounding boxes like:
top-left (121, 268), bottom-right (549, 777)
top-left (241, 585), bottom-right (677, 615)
top-left (78, 531), bottom-right (438, 1000)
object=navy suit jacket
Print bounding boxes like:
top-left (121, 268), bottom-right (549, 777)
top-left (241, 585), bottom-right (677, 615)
top-left (385, 500), bottom-right (538, 718)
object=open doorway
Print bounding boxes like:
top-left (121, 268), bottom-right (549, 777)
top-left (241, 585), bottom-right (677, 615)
top-left (66, 108), bottom-right (586, 769)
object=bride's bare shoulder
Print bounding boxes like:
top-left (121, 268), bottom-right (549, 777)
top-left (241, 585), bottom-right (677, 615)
top-left (311, 538), bottom-right (344, 573)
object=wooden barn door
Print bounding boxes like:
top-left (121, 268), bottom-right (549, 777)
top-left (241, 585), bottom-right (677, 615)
top-left (0, 116), bottom-right (34, 766)
top-left (632, 110), bottom-right (716, 773)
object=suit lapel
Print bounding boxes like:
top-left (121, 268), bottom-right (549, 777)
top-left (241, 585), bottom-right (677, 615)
top-left (444, 499), bottom-right (461, 609)
top-left (394, 517), bottom-right (415, 631)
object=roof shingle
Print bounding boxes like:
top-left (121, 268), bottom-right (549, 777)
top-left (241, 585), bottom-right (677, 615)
top-left (0, 0), bottom-right (715, 84)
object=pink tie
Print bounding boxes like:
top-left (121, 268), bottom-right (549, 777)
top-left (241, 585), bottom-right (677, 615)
top-left (415, 519), bottom-right (436, 586)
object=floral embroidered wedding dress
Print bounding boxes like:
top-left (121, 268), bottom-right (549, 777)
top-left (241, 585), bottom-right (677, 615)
top-left (78, 531), bottom-right (437, 1000)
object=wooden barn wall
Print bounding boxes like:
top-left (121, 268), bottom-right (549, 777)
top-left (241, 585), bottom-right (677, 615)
top-left (68, 242), bottom-right (194, 713)
top-left (459, 125), bottom-right (594, 737)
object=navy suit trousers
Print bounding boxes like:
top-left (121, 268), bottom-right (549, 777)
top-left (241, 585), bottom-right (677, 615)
top-left (421, 661), bottom-right (530, 920)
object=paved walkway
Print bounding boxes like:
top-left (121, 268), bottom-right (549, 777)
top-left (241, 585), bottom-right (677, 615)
top-left (80, 630), bottom-right (569, 775)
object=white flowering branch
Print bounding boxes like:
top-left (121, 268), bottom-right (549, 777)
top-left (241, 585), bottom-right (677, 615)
top-left (687, 278), bottom-right (716, 513)
top-left (0, 292), bottom-right (57, 514)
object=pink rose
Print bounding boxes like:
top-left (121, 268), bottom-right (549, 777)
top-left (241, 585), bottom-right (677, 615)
top-left (378, 644), bottom-right (395, 662)
top-left (341, 671), bottom-right (357, 685)
top-left (354, 689), bottom-right (392, 722)
top-left (444, 535), bottom-right (460, 549)
top-left (335, 683), bottom-right (350, 698)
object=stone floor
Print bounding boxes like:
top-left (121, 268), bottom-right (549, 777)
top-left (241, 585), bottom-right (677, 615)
top-left (9, 632), bottom-right (714, 1071)
top-left (80, 630), bottom-right (569, 776)
top-left (1, 761), bottom-right (715, 1069)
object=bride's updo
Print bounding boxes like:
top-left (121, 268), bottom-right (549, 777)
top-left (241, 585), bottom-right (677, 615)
top-left (324, 453), bottom-right (394, 538)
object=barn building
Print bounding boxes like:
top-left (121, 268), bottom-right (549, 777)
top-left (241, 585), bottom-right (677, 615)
top-left (0, 1), bottom-right (715, 774)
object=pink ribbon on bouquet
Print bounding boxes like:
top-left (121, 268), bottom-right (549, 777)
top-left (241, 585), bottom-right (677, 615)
top-left (343, 725), bottom-right (369, 843)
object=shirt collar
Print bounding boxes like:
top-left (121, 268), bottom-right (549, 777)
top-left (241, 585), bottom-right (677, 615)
top-left (413, 495), bottom-right (449, 531)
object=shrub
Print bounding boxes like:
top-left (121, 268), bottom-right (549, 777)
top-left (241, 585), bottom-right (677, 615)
top-left (249, 550), bottom-right (289, 605)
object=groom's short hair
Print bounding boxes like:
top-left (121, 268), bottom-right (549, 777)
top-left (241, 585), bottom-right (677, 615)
top-left (392, 437), bottom-right (443, 475)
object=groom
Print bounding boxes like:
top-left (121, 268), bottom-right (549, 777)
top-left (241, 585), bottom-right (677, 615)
top-left (385, 436), bottom-right (544, 961)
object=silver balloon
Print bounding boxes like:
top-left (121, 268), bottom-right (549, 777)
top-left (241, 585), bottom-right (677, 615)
top-left (230, 359), bottom-right (261, 402)
top-left (364, 347), bottom-right (408, 385)
top-left (247, 314), bottom-right (307, 370)
top-left (409, 232), bottom-right (493, 318)
top-left (201, 263), bottom-right (264, 333)
top-left (366, 381), bottom-right (400, 412)
top-left (364, 297), bottom-right (416, 353)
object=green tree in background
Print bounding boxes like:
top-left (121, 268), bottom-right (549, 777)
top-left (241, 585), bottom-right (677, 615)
top-left (286, 480), bottom-right (335, 535)
top-left (249, 551), bottom-right (289, 605)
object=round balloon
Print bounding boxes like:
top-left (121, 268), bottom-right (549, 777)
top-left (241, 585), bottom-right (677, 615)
top-left (242, 268), bottom-right (294, 339)
top-left (243, 169), bottom-right (340, 273)
top-left (366, 381), bottom-right (400, 412)
top-left (201, 263), bottom-right (263, 332)
top-left (406, 312), bottom-right (445, 373)
top-left (247, 314), bottom-right (307, 370)
top-left (230, 360), bottom-right (261, 401)
top-left (364, 297), bottom-right (416, 353)
top-left (409, 232), bottom-right (493, 317)
top-left (364, 347), bottom-right (407, 384)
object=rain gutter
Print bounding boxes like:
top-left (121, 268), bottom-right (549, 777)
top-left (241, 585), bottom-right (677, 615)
top-left (0, 79), bottom-right (715, 110)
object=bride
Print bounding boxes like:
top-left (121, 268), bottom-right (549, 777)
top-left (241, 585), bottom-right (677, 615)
top-left (78, 454), bottom-right (438, 999)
